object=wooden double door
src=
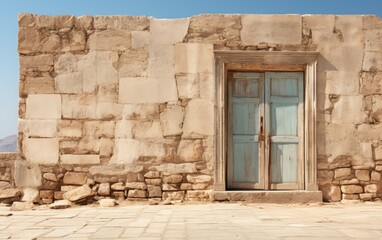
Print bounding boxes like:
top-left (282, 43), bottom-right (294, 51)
top-left (227, 72), bottom-right (304, 190)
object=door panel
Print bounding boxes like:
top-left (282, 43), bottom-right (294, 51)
top-left (227, 72), bottom-right (264, 189)
top-left (227, 71), bottom-right (304, 190)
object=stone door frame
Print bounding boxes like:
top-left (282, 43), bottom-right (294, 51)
top-left (214, 50), bottom-right (319, 191)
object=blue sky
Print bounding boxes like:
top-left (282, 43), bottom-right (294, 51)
top-left (0, 0), bottom-right (382, 139)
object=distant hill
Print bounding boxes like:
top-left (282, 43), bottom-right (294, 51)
top-left (0, 135), bottom-right (17, 152)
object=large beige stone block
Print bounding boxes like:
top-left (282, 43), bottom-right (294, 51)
top-left (154, 163), bottom-right (198, 175)
top-left (183, 99), bottom-right (214, 138)
top-left (62, 95), bottom-right (97, 119)
top-left (110, 139), bottom-right (140, 164)
top-left (20, 54), bottom-right (54, 68)
top-left (115, 120), bottom-right (135, 139)
top-left (55, 53), bottom-right (78, 74)
top-left (375, 145), bottom-right (382, 160)
top-left (62, 30), bottom-right (86, 52)
top-left (118, 50), bottom-right (148, 78)
top-left (122, 104), bottom-right (159, 120)
top-left (29, 120), bottom-right (57, 138)
top-left (135, 121), bottom-right (163, 139)
top-left (363, 15), bottom-right (382, 30)
top-left (119, 77), bottom-right (178, 103)
top-left (24, 76), bottom-right (55, 94)
top-left (160, 104), bottom-right (184, 137)
top-left (176, 74), bottom-right (199, 99)
top-left (93, 16), bottom-right (150, 30)
top-left (352, 142), bottom-right (375, 168)
top-left (78, 51), bottom-right (119, 93)
top-left (360, 72), bottom-right (382, 95)
top-left (303, 15), bottom-right (335, 31)
top-left (61, 155), bottom-right (100, 165)
top-left (324, 124), bottom-right (358, 159)
top-left (96, 102), bottom-right (123, 120)
top-left (14, 161), bottom-right (41, 187)
top-left (331, 95), bottom-right (366, 124)
top-left (24, 138), bottom-right (59, 165)
top-left (139, 142), bottom-right (166, 158)
top-left (150, 18), bottom-right (190, 45)
top-left (363, 52), bottom-right (382, 71)
top-left (87, 29), bottom-right (131, 51)
top-left (100, 138), bottom-right (114, 157)
top-left (58, 120), bottom-right (82, 138)
top-left (174, 43), bottom-right (214, 74)
top-left (132, 31), bottom-right (150, 49)
top-left (357, 124), bottom-right (382, 141)
top-left (18, 27), bottom-right (41, 54)
top-left (365, 30), bottom-right (382, 52)
top-left (325, 72), bottom-right (359, 95)
top-left (241, 15), bottom-right (302, 45)
top-left (26, 94), bottom-right (61, 119)
top-left (177, 140), bottom-right (203, 162)
top-left (199, 73), bottom-right (214, 101)
top-left (41, 33), bottom-right (60, 52)
top-left (55, 72), bottom-right (82, 94)
top-left (335, 15), bottom-right (363, 44)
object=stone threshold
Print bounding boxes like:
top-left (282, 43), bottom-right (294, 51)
top-left (210, 190), bottom-right (322, 203)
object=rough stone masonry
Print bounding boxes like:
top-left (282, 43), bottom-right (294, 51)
top-left (0, 13), bottom-right (382, 206)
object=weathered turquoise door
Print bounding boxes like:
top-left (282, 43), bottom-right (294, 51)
top-left (227, 72), bottom-right (304, 190)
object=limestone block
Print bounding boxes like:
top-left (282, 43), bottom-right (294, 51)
top-left (163, 175), bottom-right (183, 184)
top-left (88, 29), bottom-right (131, 51)
top-left (361, 72), bottom-right (382, 95)
top-left (111, 182), bottom-right (125, 191)
top-left (63, 185), bottom-right (93, 202)
top-left (372, 95), bottom-right (382, 122)
top-left (24, 76), bottom-right (55, 94)
top-left (22, 188), bottom-right (39, 203)
top-left (61, 186), bottom-right (77, 192)
top-left (100, 138), bottom-right (114, 157)
top-left (62, 30), bottom-right (86, 52)
top-left (144, 171), bottom-right (161, 179)
top-left (0, 182), bottom-right (11, 189)
top-left (110, 139), bottom-right (140, 164)
top-left (56, 15), bottom-right (75, 28)
top-left (138, 142), bottom-right (166, 158)
top-left (40, 34), bottom-right (60, 52)
top-left (98, 183), bottom-right (110, 196)
top-left (180, 183), bottom-right (192, 190)
top-left (43, 173), bottom-right (57, 182)
top-left (26, 94), bottom-right (61, 119)
top-left (340, 179), bottom-right (359, 185)
top-left (18, 13), bottom-right (34, 27)
top-left (241, 15), bottom-right (302, 45)
top-left (325, 72), bottom-right (359, 95)
top-left (98, 84), bottom-right (118, 103)
top-left (192, 183), bottom-right (208, 190)
top-left (58, 120), bottom-right (82, 138)
top-left (61, 155), bottom-right (100, 165)
top-left (199, 73), bottom-right (214, 101)
top-left (363, 15), bottom-right (382, 30)
top-left (135, 121), bottom-right (163, 139)
top-left (363, 52), bottom-right (382, 71)
top-left (154, 163), bottom-right (198, 175)
top-left (174, 43), bottom-right (214, 74)
top-left (357, 124), bottom-right (382, 142)
top-left (75, 16), bottom-right (93, 30)
top-left (162, 191), bottom-right (185, 200)
top-left (365, 30), bottom-right (382, 52)
top-left (177, 140), bottom-right (203, 162)
top-left (324, 124), bottom-right (358, 158)
top-left (187, 14), bottom-right (241, 45)
top-left (182, 99), bottom-right (214, 138)
top-left (63, 172), bottom-right (88, 185)
top-left (371, 171), bottom-right (381, 182)
top-left (35, 15), bottom-right (56, 29)
top-left (149, 45), bottom-right (175, 79)
top-left (20, 54), bottom-right (54, 68)
top-left (23, 138), bottom-right (59, 165)
top-left (62, 95), bottom-right (96, 119)
top-left (115, 120), bottom-right (135, 139)
top-left (126, 182), bottom-right (147, 190)
top-left (132, 31), bottom-right (150, 49)
top-left (335, 16), bottom-right (363, 44)
top-left (359, 193), bottom-right (373, 201)
top-left (55, 72), bottom-right (83, 94)
top-left (122, 104), bottom-right (160, 120)
top-left (119, 77), bottom-right (178, 103)
top-left (303, 15), bottom-right (335, 31)
top-left (49, 200), bottom-right (72, 209)
top-left (128, 189), bottom-right (148, 198)
top-left (148, 186), bottom-right (162, 198)
top-left (14, 161), bottom-right (41, 187)
top-left (96, 102), bottom-right (123, 120)
top-left (146, 179), bottom-right (162, 186)
top-left (176, 74), bottom-right (199, 99)
top-left (98, 121), bottom-right (116, 138)
top-left (18, 27), bottom-right (41, 54)
top-left (78, 136), bottom-right (99, 154)
top-left (375, 146), bottom-right (382, 160)
top-left (24, 120), bottom-right (57, 138)
top-left (55, 53), bottom-right (78, 74)
top-left (78, 51), bottom-right (119, 92)
top-left (160, 104), bottom-right (184, 137)
top-left (186, 174), bottom-right (212, 183)
top-left (0, 188), bottom-right (21, 201)
top-left (328, 185), bottom-right (341, 202)
top-left (10, 201), bottom-right (34, 211)
top-left (93, 16), bottom-right (150, 30)
top-left (331, 96), bottom-right (366, 124)
top-left (150, 18), bottom-right (190, 46)
top-left (118, 50), bottom-right (148, 77)
top-left (162, 184), bottom-right (178, 191)
top-left (334, 168), bottom-right (352, 180)
top-left (341, 185), bottom-right (363, 194)
top-left (99, 198), bottom-right (116, 207)
top-left (365, 184), bottom-right (378, 193)
top-left (352, 142), bottom-right (375, 168)
top-left (355, 170), bottom-right (370, 181)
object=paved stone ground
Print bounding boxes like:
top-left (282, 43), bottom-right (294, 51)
top-left (1, 202), bottom-right (382, 240)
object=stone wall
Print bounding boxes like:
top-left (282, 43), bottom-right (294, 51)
top-left (2, 13), bottom-right (381, 205)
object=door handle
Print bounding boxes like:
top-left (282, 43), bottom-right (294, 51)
top-left (258, 116), bottom-right (265, 141)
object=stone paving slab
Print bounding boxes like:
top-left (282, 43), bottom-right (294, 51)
top-left (1, 202), bottom-right (382, 239)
